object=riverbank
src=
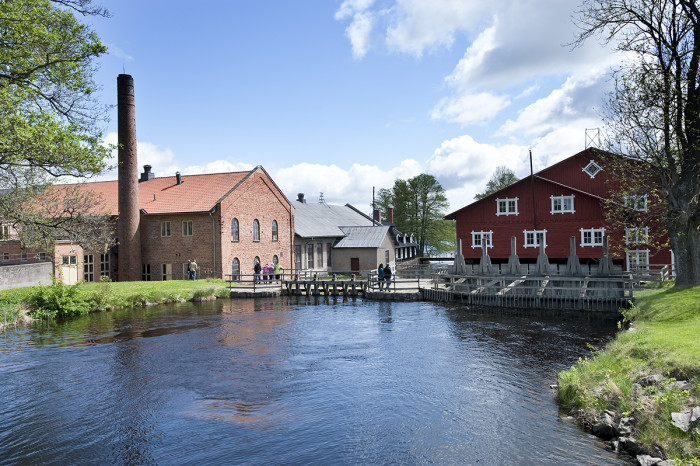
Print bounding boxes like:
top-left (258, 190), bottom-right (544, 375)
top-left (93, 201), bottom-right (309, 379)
top-left (557, 282), bottom-right (700, 464)
top-left (0, 278), bottom-right (231, 331)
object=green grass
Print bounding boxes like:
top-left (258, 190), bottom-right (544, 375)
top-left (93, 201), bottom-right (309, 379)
top-left (0, 278), bottom-right (231, 328)
top-left (558, 283), bottom-right (700, 461)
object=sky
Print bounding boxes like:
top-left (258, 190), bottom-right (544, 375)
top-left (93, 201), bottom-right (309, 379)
top-left (85, 0), bottom-right (620, 214)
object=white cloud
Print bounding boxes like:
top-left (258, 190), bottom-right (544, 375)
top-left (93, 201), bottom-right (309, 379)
top-left (497, 68), bottom-right (609, 137)
top-left (431, 92), bottom-right (510, 126)
top-left (385, 0), bottom-right (486, 56)
top-left (346, 12), bottom-right (375, 59)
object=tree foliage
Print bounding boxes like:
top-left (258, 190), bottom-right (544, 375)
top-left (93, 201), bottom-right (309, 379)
top-left (0, 0), bottom-right (112, 251)
top-left (474, 166), bottom-right (519, 200)
top-left (375, 174), bottom-right (454, 256)
top-left (575, 0), bottom-right (700, 287)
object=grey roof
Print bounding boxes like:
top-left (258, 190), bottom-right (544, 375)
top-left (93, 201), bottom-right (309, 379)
top-left (335, 225), bottom-right (390, 248)
top-left (293, 202), bottom-right (375, 238)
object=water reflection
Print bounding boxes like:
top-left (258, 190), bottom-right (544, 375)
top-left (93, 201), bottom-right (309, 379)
top-left (0, 298), bottom-right (627, 465)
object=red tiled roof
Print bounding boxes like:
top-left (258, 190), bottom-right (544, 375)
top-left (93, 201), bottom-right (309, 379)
top-left (68, 170), bottom-right (251, 215)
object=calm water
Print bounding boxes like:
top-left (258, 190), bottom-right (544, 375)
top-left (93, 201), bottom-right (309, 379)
top-left (0, 297), bottom-right (628, 465)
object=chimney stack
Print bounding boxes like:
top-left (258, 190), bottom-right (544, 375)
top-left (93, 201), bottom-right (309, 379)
top-left (140, 165), bottom-right (154, 182)
top-left (387, 207), bottom-right (394, 224)
top-left (373, 208), bottom-right (381, 223)
top-left (176, 172), bottom-right (182, 185)
top-left (297, 193), bottom-right (306, 203)
top-left (117, 74), bottom-right (142, 281)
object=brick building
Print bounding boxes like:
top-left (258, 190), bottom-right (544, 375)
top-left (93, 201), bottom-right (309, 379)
top-left (0, 165), bottom-right (295, 283)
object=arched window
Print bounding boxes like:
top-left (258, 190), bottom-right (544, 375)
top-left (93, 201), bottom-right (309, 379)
top-left (253, 219), bottom-right (260, 242)
top-left (231, 218), bottom-right (239, 242)
top-left (232, 257), bottom-right (240, 281)
top-left (271, 220), bottom-right (278, 241)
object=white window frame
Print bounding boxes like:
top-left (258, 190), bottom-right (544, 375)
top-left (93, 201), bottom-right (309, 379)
top-left (523, 229), bottom-right (547, 248)
top-left (495, 197), bottom-right (519, 216)
top-left (161, 221), bottom-right (171, 237)
top-left (625, 226), bottom-right (649, 245)
top-left (550, 195), bottom-right (575, 214)
top-left (583, 160), bottom-right (602, 178)
top-left (471, 231), bottom-right (493, 249)
top-left (625, 194), bottom-right (648, 212)
top-left (580, 228), bottom-right (605, 247)
top-left (626, 249), bottom-right (650, 271)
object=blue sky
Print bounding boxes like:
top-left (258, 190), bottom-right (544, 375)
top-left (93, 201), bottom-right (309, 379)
top-left (86, 0), bottom-right (619, 213)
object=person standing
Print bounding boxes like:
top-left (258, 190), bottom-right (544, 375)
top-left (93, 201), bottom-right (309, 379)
top-left (384, 263), bottom-right (392, 291)
top-left (274, 262), bottom-right (283, 282)
top-left (189, 260), bottom-right (198, 280)
top-left (187, 260), bottom-right (192, 280)
top-left (377, 263), bottom-right (385, 290)
top-left (254, 261), bottom-right (261, 283)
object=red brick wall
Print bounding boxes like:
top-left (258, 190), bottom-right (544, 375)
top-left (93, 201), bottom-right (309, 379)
top-left (219, 169), bottom-right (294, 280)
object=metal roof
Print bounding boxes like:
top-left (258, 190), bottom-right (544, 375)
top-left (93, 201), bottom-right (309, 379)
top-left (335, 225), bottom-right (390, 248)
top-left (293, 202), bottom-right (375, 238)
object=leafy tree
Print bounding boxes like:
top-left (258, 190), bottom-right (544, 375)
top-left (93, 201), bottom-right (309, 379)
top-left (574, 0), bottom-right (700, 287)
top-left (377, 174), bottom-right (454, 256)
top-left (474, 166), bottom-right (519, 200)
top-left (0, 0), bottom-right (112, 251)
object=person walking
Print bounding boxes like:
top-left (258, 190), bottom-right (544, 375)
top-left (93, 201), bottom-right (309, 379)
top-left (384, 263), bottom-right (392, 291)
top-left (377, 263), bottom-right (385, 290)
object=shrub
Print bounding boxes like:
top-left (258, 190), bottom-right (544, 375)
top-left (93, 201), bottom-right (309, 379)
top-left (29, 276), bottom-right (92, 319)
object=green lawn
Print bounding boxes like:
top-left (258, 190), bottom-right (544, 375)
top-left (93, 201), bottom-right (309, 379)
top-left (558, 283), bottom-right (700, 461)
top-left (0, 278), bottom-right (232, 328)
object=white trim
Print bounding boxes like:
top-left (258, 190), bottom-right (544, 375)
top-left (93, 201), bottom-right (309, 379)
top-left (471, 230), bottom-right (494, 249)
top-left (583, 160), bottom-right (602, 178)
top-left (625, 226), bottom-right (649, 245)
top-left (523, 229), bottom-right (547, 248)
top-left (626, 249), bottom-right (650, 271)
top-left (550, 194), bottom-right (575, 214)
top-left (495, 197), bottom-right (519, 216)
top-left (624, 194), bottom-right (648, 212)
top-left (579, 227), bottom-right (605, 247)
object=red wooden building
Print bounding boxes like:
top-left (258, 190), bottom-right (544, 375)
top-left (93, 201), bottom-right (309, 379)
top-left (444, 148), bottom-right (674, 272)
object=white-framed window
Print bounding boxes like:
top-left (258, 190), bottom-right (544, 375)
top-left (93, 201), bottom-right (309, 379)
top-left (583, 160), bottom-right (602, 178)
top-left (625, 194), bottom-right (648, 212)
top-left (232, 257), bottom-right (240, 281)
top-left (496, 197), bottom-right (519, 216)
top-left (471, 231), bottom-right (493, 249)
top-left (182, 221), bottom-right (193, 237)
top-left (231, 218), bottom-right (239, 242)
top-left (62, 255), bottom-right (77, 265)
top-left (271, 220), bottom-right (278, 242)
top-left (580, 228), bottom-right (605, 247)
top-left (0, 225), bottom-right (9, 240)
top-left (523, 229), bottom-right (547, 248)
top-left (253, 219), bottom-right (260, 242)
top-left (625, 226), bottom-right (649, 245)
top-left (161, 221), bottom-right (171, 237)
top-left (626, 250), bottom-right (650, 271)
top-left (550, 195), bottom-right (575, 214)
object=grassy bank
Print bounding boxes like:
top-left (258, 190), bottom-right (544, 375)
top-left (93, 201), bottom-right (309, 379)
top-left (0, 278), bottom-right (232, 330)
top-left (558, 283), bottom-right (700, 462)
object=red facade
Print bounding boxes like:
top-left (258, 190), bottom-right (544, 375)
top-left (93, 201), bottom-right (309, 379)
top-left (445, 149), bottom-right (673, 269)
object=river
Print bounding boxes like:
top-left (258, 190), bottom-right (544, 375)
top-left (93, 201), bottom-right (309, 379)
top-left (0, 297), bottom-right (628, 465)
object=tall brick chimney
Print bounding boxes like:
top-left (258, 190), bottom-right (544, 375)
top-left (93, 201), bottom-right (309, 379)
top-left (117, 74), bottom-right (142, 281)
top-left (387, 207), bottom-right (394, 224)
top-left (373, 208), bottom-right (381, 223)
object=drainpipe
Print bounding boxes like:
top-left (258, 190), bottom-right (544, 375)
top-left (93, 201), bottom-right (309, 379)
top-left (210, 208), bottom-right (217, 278)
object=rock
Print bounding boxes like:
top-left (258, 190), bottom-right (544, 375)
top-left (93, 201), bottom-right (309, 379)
top-left (636, 455), bottom-right (657, 466)
top-left (618, 436), bottom-right (648, 456)
top-left (592, 411), bottom-right (618, 439)
top-left (638, 374), bottom-right (664, 387)
top-left (591, 386), bottom-right (606, 397)
top-left (617, 417), bottom-right (634, 436)
top-left (666, 380), bottom-right (691, 391)
top-left (671, 406), bottom-right (700, 432)
top-left (636, 455), bottom-right (667, 466)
